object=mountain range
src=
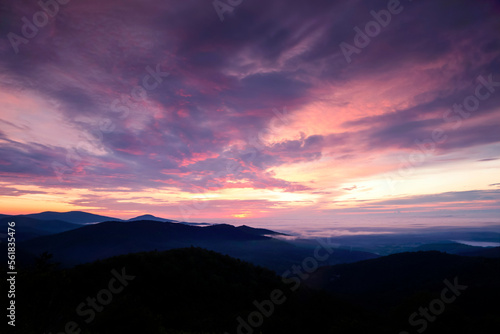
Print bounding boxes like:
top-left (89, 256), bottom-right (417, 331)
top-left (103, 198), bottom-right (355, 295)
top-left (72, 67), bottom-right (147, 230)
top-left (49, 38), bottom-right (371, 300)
top-left (14, 219), bottom-right (375, 272)
top-left (2, 211), bottom-right (499, 274)
top-left (2, 211), bottom-right (499, 333)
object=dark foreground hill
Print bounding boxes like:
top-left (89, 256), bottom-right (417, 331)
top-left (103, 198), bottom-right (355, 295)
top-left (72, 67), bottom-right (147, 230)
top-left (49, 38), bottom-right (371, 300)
top-left (305, 251), bottom-right (500, 333)
top-left (7, 249), bottom-right (500, 334)
top-left (19, 220), bottom-right (377, 272)
top-left (10, 248), bottom-right (374, 334)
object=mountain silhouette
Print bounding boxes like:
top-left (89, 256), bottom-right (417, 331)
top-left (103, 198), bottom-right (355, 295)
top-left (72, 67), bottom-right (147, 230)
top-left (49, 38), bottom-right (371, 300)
top-left (21, 211), bottom-right (121, 224)
top-left (459, 246), bottom-right (500, 258)
top-left (15, 247), bottom-right (374, 334)
top-left (19, 220), bottom-right (377, 272)
top-left (127, 214), bottom-right (177, 222)
top-left (236, 224), bottom-right (288, 236)
top-left (12, 248), bottom-right (500, 333)
top-left (0, 216), bottom-right (80, 241)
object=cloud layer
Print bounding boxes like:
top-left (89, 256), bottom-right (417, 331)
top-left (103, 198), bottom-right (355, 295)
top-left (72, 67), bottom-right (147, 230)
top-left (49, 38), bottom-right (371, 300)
top-left (0, 0), bottom-right (499, 224)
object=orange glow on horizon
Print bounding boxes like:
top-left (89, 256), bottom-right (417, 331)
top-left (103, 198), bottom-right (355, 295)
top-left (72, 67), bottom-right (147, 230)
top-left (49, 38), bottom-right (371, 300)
top-left (232, 213), bottom-right (250, 218)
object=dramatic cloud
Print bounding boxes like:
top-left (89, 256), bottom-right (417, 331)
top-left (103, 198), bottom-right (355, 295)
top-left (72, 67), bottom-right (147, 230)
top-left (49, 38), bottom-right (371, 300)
top-left (0, 0), bottom-right (499, 227)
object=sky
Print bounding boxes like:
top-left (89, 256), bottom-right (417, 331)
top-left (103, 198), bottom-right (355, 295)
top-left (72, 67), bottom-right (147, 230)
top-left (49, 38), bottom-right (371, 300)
top-left (0, 0), bottom-right (499, 231)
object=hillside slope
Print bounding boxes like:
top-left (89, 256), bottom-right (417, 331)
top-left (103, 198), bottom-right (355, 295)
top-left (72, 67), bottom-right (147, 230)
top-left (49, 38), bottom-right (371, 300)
top-left (19, 220), bottom-right (377, 272)
top-left (12, 248), bottom-right (372, 334)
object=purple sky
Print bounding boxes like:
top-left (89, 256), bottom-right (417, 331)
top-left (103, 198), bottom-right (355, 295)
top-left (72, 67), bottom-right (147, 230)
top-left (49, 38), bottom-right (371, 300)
top-left (0, 0), bottom-right (499, 229)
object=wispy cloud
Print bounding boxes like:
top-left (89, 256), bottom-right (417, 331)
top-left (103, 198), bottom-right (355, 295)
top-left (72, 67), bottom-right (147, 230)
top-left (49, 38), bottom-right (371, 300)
top-left (0, 0), bottom-right (499, 222)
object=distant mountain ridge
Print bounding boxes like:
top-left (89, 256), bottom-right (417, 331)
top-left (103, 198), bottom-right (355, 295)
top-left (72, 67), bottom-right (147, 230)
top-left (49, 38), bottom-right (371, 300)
top-left (1, 211), bottom-right (288, 241)
top-left (0, 216), bottom-right (80, 241)
top-left (18, 219), bottom-right (378, 272)
top-left (237, 224), bottom-right (288, 236)
top-left (7, 211), bottom-right (498, 274)
top-left (4, 210), bottom-right (213, 226)
top-left (127, 214), bottom-right (177, 222)
top-left (19, 211), bottom-right (121, 224)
